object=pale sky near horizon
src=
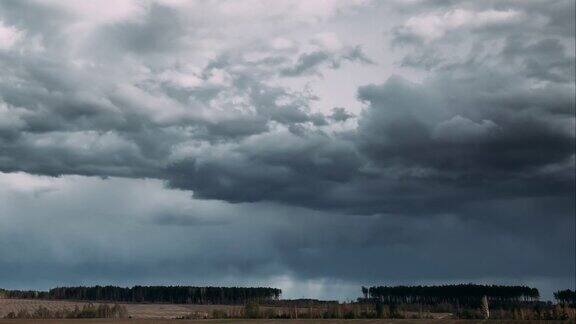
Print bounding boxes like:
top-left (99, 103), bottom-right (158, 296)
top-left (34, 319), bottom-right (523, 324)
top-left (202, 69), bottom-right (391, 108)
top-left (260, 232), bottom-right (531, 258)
top-left (0, 0), bottom-right (574, 301)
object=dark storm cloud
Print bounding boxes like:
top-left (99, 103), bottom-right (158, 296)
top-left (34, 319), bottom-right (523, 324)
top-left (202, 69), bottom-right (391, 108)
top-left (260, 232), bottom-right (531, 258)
top-left (356, 76), bottom-right (574, 175)
top-left (0, 0), bottom-right (572, 211)
top-left (165, 130), bottom-right (363, 204)
top-left (163, 67), bottom-right (573, 214)
top-left (0, 0), bottom-right (572, 215)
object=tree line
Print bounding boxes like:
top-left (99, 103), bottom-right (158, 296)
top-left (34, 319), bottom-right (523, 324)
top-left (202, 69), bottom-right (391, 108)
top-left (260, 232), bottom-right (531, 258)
top-left (360, 284), bottom-right (540, 307)
top-left (0, 286), bottom-right (281, 304)
top-left (554, 289), bottom-right (576, 305)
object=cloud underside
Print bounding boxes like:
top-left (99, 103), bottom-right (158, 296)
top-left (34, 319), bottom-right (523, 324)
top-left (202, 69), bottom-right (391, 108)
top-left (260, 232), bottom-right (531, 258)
top-left (0, 174), bottom-right (573, 299)
top-left (0, 0), bottom-right (574, 296)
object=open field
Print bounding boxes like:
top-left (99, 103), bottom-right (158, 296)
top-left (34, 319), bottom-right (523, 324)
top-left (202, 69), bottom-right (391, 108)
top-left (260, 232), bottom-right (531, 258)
top-left (0, 319), bottom-right (571, 323)
top-left (1, 299), bottom-right (455, 320)
top-left (0, 299), bottom-right (571, 323)
top-left (0, 298), bottom-right (242, 319)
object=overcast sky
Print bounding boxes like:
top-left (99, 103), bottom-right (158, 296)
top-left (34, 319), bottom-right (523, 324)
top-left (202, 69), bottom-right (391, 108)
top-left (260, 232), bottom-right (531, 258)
top-left (0, 0), bottom-right (574, 301)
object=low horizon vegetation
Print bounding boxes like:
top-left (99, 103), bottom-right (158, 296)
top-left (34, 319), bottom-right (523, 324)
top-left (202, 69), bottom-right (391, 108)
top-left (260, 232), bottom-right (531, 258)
top-left (2, 303), bottom-right (128, 319)
top-left (1, 284), bottom-right (574, 320)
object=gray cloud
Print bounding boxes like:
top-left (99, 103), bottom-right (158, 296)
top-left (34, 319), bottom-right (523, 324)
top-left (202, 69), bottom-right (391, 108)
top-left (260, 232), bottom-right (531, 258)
top-left (329, 107), bottom-right (355, 122)
top-left (281, 51), bottom-right (332, 77)
top-left (152, 210), bottom-right (229, 227)
top-left (281, 46), bottom-right (374, 77)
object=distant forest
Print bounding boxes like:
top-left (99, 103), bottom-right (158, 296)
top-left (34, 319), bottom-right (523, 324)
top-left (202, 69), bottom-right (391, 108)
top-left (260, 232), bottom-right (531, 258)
top-left (0, 286), bottom-right (281, 304)
top-left (360, 284), bottom-right (540, 308)
top-left (1, 284), bottom-right (574, 308)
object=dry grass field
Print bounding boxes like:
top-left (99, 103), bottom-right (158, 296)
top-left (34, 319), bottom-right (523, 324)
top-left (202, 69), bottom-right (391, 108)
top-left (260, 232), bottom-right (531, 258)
top-left (0, 299), bottom-right (571, 323)
top-left (0, 298), bottom-right (243, 319)
top-left (0, 319), bottom-right (572, 323)
top-left (0, 299), bottom-right (457, 320)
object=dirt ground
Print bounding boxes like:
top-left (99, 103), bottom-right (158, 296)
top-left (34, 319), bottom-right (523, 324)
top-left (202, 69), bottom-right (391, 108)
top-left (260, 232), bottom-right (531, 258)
top-left (0, 319), bottom-right (571, 323)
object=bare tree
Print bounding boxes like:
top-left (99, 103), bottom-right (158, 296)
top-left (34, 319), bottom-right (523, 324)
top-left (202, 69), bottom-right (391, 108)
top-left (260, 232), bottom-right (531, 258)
top-left (481, 295), bottom-right (490, 319)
